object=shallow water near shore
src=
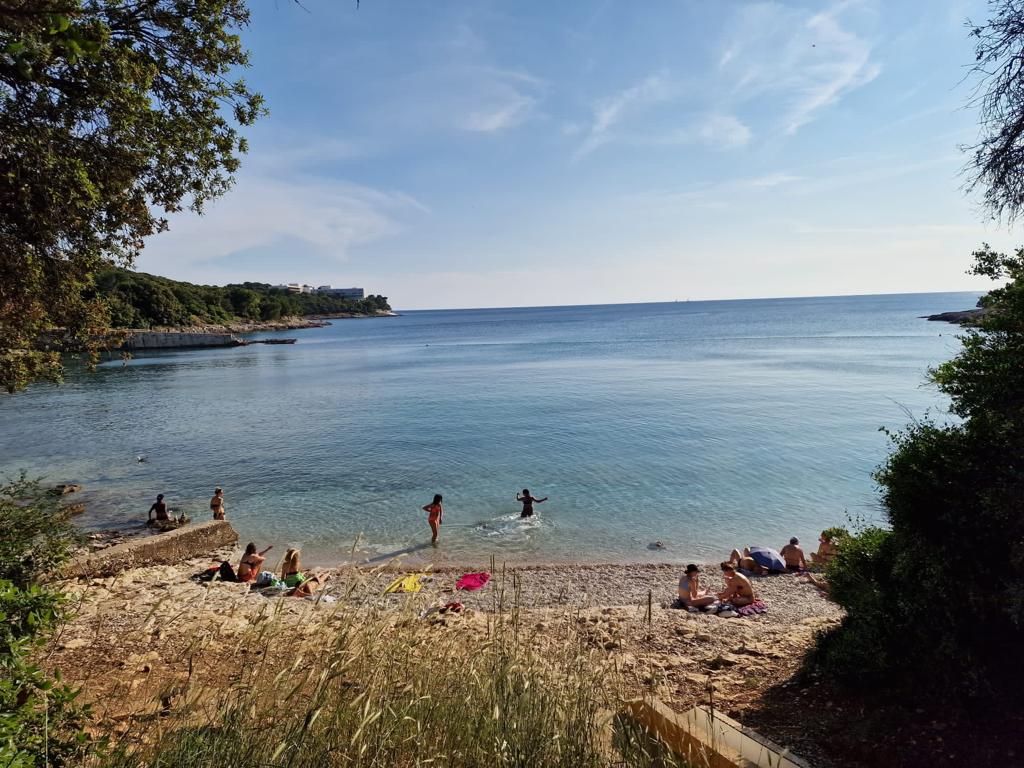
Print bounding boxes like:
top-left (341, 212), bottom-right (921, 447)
top-left (0, 292), bottom-right (973, 565)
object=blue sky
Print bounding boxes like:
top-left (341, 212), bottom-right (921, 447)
top-left (137, 0), bottom-right (1017, 309)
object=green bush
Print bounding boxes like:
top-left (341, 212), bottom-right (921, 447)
top-left (0, 477), bottom-right (96, 766)
top-left (814, 246), bottom-right (1024, 694)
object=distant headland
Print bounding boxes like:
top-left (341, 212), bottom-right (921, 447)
top-left (95, 268), bottom-right (393, 332)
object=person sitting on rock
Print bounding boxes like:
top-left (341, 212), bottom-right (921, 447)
top-left (147, 494), bottom-right (170, 523)
top-left (780, 537), bottom-right (807, 571)
top-left (677, 564), bottom-right (716, 609)
top-left (811, 530), bottom-right (840, 568)
top-left (718, 562), bottom-right (755, 607)
top-left (281, 548), bottom-right (302, 585)
top-left (237, 542), bottom-right (273, 583)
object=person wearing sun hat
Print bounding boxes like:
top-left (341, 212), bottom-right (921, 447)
top-left (677, 563), bottom-right (716, 608)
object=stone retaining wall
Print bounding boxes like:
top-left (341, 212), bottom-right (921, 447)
top-left (60, 521), bottom-right (238, 579)
top-left (122, 331), bottom-right (242, 350)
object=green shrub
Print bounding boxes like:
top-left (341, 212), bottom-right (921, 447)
top-left (0, 477), bottom-right (96, 766)
top-left (814, 246), bottom-right (1024, 694)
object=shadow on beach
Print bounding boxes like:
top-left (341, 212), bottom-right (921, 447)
top-left (361, 541), bottom-right (433, 565)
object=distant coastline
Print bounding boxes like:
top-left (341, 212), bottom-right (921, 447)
top-left (146, 310), bottom-right (398, 335)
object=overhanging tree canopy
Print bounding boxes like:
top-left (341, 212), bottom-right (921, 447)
top-left (0, 0), bottom-right (265, 392)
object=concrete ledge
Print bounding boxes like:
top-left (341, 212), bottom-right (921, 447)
top-left (122, 331), bottom-right (242, 350)
top-left (622, 699), bottom-right (810, 768)
top-left (60, 521), bottom-right (238, 579)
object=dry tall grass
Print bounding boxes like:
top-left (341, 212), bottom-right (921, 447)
top-left (95, 571), bottom-right (685, 767)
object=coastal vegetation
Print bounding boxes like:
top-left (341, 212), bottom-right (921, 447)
top-left (0, 477), bottom-right (93, 767)
top-left (815, 250), bottom-right (1024, 693)
top-left (94, 268), bottom-right (391, 329)
top-left (811, 0), bottom-right (1024, 699)
top-left (0, 1), bottom-right (266, 392)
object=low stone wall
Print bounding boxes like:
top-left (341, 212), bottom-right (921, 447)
top-left (60, 521), bottom-right (238, 580)
top-left (122, 331), bottom-right (242, 350)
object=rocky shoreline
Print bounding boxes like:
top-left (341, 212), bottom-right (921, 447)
top-left (923, 307), bottom-right (986, 324)
top-left (140, 310), bottom-right (397, 335)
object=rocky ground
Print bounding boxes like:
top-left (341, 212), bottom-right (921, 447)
top-left (148, 310), bottom-right (397, 334)
top-left (45, 551), bottom-right (841, 764)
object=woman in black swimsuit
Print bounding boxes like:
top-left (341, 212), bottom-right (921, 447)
top-left (517, 488), bottom-right (548, 518)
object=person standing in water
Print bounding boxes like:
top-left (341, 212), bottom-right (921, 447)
top-left (516, 488), bottom-right (548, 518)
top-left (210, 487), bottom-right (225, 520)
top-left (147, 494), bottom-right (169, 522)
top-left (423, 494), bottom-right (443, 544)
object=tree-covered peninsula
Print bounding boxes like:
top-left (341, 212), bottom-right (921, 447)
top-left (94, 268), bottom-right (391, 329)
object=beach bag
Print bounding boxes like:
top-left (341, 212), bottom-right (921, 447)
top-left (218, 561), bottom-right (239, 582)
top-left (255, 571), bottom-right (276, 587)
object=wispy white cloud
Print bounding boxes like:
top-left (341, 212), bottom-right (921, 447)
top-left (696, 114), bottom-right (752, 150)
top-left (462, 91), bottom-right (537, 132)
top-left (719, 0), bottom-right (881, 136)
top-left (576, 71), bottom-right (672, 157)
top-left (743, 172), bottom-right (805, 188)
top-left (140, 150), bottom-right (427, 276)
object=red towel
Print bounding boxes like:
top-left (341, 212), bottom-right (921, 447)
top-left (456, 572), bottom-right (490, 591)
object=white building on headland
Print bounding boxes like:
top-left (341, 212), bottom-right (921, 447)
top-left (273, 283), bottom-right (316, 294)
top-left (315, 285), bottom-right (365, 300)
top-left (272, 284), bottom-right (365, 299)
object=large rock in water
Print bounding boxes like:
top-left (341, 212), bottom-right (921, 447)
top-left (924, 308), bottom-right (986, 324)
top-left (56, 520), bottom-right (238, 580)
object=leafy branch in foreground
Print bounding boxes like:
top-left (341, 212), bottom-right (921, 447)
top-left (965, 0), bottom-right (1024, 222)
top-left (0, 0), bottom-right (266, 392)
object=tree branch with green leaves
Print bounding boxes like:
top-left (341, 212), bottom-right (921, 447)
top-left (1, 0), bottom-right (266, 392)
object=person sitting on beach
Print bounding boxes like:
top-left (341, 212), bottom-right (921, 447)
top-left (147, 494), bottom-right (170, 523)
top-left (780, 537), bottom-right (807, 571)
top-left (811, 530), bottom-right (840, 568)
top-left (210, 487), bottom-right (225, 520)
top-left (280, 547), bottom-right (307, 587)
top-left (423, 494), bottom-right (443, 544)
top-left (516, 489), bottom-right (548, 518)
top-left (678, 564), bottom-right (716, 609)
top-left (718, 562), bottom-right (755, 607)
top-left (237, 542), bottom-right (273, 583)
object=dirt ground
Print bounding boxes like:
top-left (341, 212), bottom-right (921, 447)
top-left (43, 557), bottom-right (1019, 767)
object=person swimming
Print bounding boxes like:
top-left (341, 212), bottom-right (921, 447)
top-left (516, 488), bottom-right (548, 518)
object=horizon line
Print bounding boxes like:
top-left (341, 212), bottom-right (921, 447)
top-left (394, 288), bottom-right (983, 313)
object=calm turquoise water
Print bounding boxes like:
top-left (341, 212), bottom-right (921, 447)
top-left (0, 293), bottom-right (974, 565)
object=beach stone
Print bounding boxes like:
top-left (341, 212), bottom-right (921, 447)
top-left (60, 637), bottom-right (90, 651)
top-left (54, 483), bottom-right (83, 495)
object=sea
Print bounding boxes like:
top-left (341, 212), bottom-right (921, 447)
top-left (0, 292), bottom-right (976, 566)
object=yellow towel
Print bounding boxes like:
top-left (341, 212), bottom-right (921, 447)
top-left (384, 573), bottom-right (424, 594)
